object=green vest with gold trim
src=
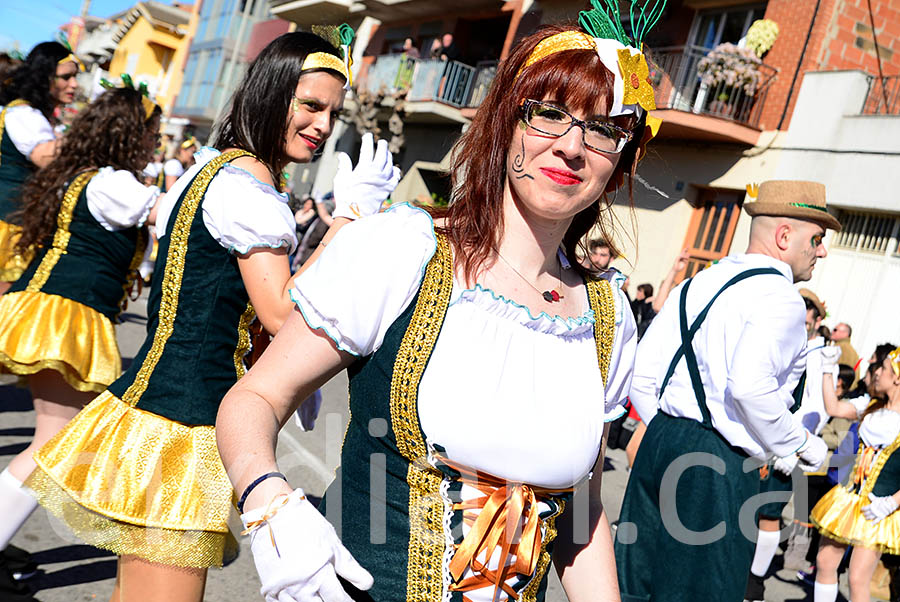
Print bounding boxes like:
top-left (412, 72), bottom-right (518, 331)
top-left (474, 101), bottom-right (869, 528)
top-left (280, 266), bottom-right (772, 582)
top-left (318, 235), bottom-right (617, 602)
top-left (107, 150), bottom-right (256, 427)
top-left (9, 171), bottom-right (145, 321)
top-left (0, 100), bottom-right (38, 220)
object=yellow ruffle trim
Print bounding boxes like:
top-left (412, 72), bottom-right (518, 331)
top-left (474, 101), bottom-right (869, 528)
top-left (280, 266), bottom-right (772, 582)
top-left (0, 219), bottom-right (33, 282)
top-left (811, 484), bottom-right (900, 555)
top-left (27, 391), bottom-right (238, 567)
top-left (0, 290), bottom-right (119, 392)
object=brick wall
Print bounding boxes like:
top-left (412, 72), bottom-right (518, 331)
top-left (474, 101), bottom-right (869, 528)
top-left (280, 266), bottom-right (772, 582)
top-left (760, 0), bottom-right (900, 130)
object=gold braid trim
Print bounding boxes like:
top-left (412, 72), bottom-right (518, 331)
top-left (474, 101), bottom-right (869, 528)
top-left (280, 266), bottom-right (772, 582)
top-left (859, 431), bottom-right (900, 498)
top-left (389, 233), bottom-right (453, 602)
top-left (26, 171), bottom-right (97, 292)
top-left (520, 498), bottom-right (566, 602)
top-left (120, 150), bottom-right (253, 406)
top-left (0, 99), bottom-right (30, 169)
top-left (586, 278), bottom-right (616, 386)
top-left (233, 302), bottom-right (256, 379)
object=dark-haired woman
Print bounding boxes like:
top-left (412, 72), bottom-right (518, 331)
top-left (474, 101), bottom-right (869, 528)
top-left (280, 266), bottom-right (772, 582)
top-left (812, 347), bottom-right (900, 602)
top-left (0, 41), bottom-right (79, 294)
top-left (217, 15), bottom-right (662, 601)
top-left (27, 30), bottom-right (398, 602)
top-left (0, 85), bottom-right (161, 599)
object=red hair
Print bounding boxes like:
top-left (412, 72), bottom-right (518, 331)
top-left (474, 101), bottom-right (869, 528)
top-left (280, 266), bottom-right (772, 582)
top-left (437, 25), bottom-right (646, 283)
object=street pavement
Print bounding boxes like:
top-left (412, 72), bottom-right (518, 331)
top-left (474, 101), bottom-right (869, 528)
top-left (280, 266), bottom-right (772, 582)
top-left (0, 291), bottom-right (865, 601)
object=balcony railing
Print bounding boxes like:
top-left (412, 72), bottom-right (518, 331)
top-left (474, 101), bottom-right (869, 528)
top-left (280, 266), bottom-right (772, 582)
top-left (863, 75), bottom-right (900, 115)
top-left (360, 54), bottom-right (494, 109)
top-left (650, 45), bottom-right (778, 129)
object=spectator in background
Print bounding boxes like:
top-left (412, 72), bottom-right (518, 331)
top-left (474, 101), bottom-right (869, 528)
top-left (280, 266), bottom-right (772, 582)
top-left (832, 321), bottom-right (860, 379)
top-left (163, 135), bottom-right (197, 190)
top-left (631, 283), bottom-right (656, 339)
top-left (429, 38), bottom-right (443, 59)
top-left (402, 38), bottom-right (420, 59)
top-left (585, 237), bottom-right (616, 272)
top-left (440, 33), bottom-right (460, 62)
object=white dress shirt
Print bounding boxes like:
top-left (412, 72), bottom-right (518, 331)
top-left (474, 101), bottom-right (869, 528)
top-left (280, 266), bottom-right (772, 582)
top-left (630, 253), bottom-right (809, 459)
top-left (796, 336), bottom-right (838, 436)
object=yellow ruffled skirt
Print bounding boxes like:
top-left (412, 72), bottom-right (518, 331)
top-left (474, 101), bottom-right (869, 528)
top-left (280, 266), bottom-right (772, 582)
top-left (0, 291), bottom-right (120, 392)
top-left (811, 484), bottom-right (900, 554)
top-left (27, 391), bottom-right (238, 568)
top-left (0, 220), bottom-right (33, 282)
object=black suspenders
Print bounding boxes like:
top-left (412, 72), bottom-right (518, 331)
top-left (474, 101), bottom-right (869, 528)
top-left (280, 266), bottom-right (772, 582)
top-left (658, 267), bottom-right (783, 428)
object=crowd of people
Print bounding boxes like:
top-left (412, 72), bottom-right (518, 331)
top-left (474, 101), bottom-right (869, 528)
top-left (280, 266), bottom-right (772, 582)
top-left (0, 2), bottom-right (896, 602)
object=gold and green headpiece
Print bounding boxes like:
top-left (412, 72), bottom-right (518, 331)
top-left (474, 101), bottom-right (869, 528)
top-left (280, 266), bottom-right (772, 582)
top-left (305, 23), bottom-right (355, 89)
top-left (100, 74), bottom-right (159, 120)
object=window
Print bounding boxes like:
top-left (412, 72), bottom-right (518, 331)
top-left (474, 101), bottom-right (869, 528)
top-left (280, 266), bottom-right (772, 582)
top-left (689, 4), bottom-right (766, 49)
top-left (834, 210), bottom-right (900, 255)
top-left (678, 187), bottom-right (745, 281)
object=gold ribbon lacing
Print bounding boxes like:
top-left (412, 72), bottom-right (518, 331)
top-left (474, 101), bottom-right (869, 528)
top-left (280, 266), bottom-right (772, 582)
top-left (241, 493), bottom-right (294, 558)
top-left (444, 458), bottom-right (572, 601)
top-left (855, 446), bottom-right (878, 487)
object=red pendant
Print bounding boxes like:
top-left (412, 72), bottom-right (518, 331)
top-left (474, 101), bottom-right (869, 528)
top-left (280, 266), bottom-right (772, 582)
top-left (542, 290), bottom-right (561, 302)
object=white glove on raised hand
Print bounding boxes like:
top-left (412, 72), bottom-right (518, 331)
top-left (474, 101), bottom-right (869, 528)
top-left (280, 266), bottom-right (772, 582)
top-left (242, 488), bottom-right (373, 602)
top-left (332, 132), bottom-right (401, 220)
top-left (819, 345), bottom-right (842, 373)
top-left (862, 492), bottom-right (899, 525)
top-left (773, 455), bottom-right (798, 476)
top-left (796, 432), bottom-right (828, 472)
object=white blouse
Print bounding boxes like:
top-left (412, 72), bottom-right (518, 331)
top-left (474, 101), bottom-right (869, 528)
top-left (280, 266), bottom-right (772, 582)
top-left (163, 158), bottom-right (185, 177)
top-left (3, 104), bottom-right (55, 158)
top-left (155, 147), bottom-right (297, 254)
top-left (86, 167), bottom-right (159, 231)
top-left (292, 203), bottom-right (637, 489)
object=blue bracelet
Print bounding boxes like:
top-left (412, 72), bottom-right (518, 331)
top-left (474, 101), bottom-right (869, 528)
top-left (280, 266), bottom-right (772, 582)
top-left (238, 471), bottom-right (288, 513)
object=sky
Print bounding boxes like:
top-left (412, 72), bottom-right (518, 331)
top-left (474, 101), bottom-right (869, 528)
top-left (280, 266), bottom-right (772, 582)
top-left (0, 0), bottom-right (133, 54)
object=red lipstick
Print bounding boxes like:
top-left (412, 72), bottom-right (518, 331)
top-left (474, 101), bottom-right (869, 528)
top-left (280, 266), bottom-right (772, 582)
top-left (540, 167), bottom-right (582, 186)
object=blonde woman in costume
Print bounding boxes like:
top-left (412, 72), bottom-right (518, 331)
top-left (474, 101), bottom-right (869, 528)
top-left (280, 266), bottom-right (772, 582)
top-left (162, 135), bottom-right (197, 191)
top-left (810, 347), bottom-right (900, 601)
top-left (26, 30), bottom-right (398, 602)
top-left (217, 6), bottom-right (664, 600)
top-left (0, 41), bottom-right (79, 294)
top-left (0, 85), bottom-right (162, 598)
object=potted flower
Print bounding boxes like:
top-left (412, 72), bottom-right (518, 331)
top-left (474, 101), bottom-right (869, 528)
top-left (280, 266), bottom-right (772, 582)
top-left (696, 42), bottom-right (763, 116)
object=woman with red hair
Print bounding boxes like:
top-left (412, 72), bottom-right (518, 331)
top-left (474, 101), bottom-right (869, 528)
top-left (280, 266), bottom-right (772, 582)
top-left (217, 4), bottom-right (662, 600)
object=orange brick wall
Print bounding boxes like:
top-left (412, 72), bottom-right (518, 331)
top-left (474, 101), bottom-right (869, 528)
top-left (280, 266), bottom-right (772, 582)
top-left (759, 0), bottom-right (900, 130)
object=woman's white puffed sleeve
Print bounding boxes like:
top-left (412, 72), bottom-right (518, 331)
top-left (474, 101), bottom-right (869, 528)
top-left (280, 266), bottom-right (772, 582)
top-left (601, 269), bottom-right (638, 421)
top-left (5, 106), bottom-right (54, 158)
top-left (202, 166), bottom-right (298, 254)
top-left (290, 203), bottom-right (437, 357)
top-left (86, 167), bottom-right (160, 231)
top-left (163, 158), bottom-right (184, 177)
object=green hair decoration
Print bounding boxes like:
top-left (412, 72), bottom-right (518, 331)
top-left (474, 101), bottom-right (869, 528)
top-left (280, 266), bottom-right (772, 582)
top-left (311, 23), bottom-right (356, 59)
top-left (578, 0), bottom-right (667, 48)
top-left (100, 74), bottom-right (150, 98)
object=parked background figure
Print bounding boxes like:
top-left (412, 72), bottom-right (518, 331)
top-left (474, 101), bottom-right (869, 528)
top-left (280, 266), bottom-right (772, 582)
top-left (832, 321), bottom-right (861, 383)
top-left (163, 135), bottom-right (197, 191)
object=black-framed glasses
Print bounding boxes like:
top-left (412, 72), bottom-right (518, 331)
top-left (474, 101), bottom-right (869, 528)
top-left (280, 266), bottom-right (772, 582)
top-left (519, 99), bottom-right (633, 154)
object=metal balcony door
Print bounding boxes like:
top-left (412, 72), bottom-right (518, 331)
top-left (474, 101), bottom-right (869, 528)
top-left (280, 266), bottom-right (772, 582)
top-left (678, 188), bottom-right (744, 281)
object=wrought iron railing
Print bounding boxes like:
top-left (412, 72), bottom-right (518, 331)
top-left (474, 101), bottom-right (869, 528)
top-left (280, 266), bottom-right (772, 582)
top-left (468, 61), bottom-right (498, 108)
top-left (359, 55), bottom-right (480, 108)
top-left (649, 45), bottom-right (778, 128)
top-left (862, 75), bottom-right (900, 115)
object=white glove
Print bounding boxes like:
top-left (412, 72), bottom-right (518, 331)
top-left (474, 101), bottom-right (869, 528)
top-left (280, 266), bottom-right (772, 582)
top-left (772, 455), bottom-right (798, 476)
top-left (820, 346), bottom-right (841, 373)
top-left (332, 132), bottom-right (401, 220)
top-left (862, 492), bottom-right (899, 525)
top-left (796, 432), bottom-right (828, 472)
top-left (242, 488), bottom-right (373, 602)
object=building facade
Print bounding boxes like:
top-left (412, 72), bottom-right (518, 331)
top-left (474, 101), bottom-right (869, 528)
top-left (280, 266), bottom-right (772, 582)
top-left (172, 0), bottom-right (274, 139)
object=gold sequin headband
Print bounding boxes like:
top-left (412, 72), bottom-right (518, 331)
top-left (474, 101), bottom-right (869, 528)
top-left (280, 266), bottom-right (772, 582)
top-left (889, 348), bottom-right (900, 377)
top-left (180, 136), bottom-right (198, 149)
top-left (302, 52), bottom-right (351, 86)
top-left (518, 31), bottom-right (596, 76)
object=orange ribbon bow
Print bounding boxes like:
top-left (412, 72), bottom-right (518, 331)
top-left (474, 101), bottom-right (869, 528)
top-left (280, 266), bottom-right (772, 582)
top-left (443, 459), bottom-right (572, 601)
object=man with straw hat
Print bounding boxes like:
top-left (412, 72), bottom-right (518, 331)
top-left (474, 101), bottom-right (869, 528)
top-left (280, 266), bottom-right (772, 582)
top-left (617, 180), bottom-right (841, 601)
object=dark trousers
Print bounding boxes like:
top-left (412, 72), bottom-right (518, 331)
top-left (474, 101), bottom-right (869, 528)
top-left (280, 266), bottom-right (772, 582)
top-left (615, 413), bottom-right (761, 602)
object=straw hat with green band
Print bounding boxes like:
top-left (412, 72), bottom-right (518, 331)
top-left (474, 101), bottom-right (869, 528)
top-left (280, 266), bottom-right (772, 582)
top-left (744, 180), bottom-right (842, 232)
